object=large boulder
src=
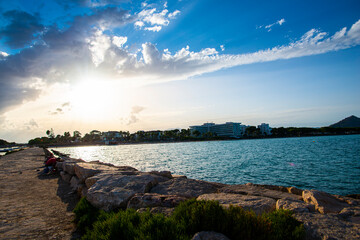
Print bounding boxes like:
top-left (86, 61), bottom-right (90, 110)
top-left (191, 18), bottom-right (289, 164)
top-left (127, 193), bottom-right (187, 209)
top-left (70, 176), bottom-right (80, 191)
top-left (294, 212), bottom-right (360, 240)
top-left (74, 162), bottom-right (136, 183)
top-left (276, 199), bottom-right (315, 213)
top-left (197, 193), bottom-right (276, 215)
top-left (150, 178), bottom-right (222, 198)
top-left (192, 231), bottom-right (230, 240)
top-left (220, 184), bottom-right (302, 201)
top-left (302, 190), bottom-right (349, 214)
top-left (63, 161), bottom-right (77, 175)
top-left (60, 171), bottom-right (72, 183)
top-left (86, 174), bottom-right (168, 211)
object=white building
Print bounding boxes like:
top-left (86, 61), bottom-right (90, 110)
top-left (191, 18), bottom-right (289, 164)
top-left (190, 122), bottom-right (247, 138)
top-left (258, 123), bottom-right (272, 135)
top-left (102, 131), bottom-right (124, 144)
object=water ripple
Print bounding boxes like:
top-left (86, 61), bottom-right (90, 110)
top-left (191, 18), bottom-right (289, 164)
top-left (55, 135), bottom-right (360, 195)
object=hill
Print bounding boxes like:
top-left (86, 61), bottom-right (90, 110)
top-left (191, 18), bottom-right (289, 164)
top-left (329, 115), bottom-right (360, 128)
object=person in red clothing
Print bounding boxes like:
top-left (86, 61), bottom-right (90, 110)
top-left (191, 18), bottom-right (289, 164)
top-left (43, 157), bottom-right (58, 174)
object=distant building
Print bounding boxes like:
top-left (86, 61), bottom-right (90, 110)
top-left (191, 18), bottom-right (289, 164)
top-left (190, 122), bottom-right (246, 138)
top-left (102, 131), bottom-right (124, 144)
top-left (258, 123), bottom-right (272, 135)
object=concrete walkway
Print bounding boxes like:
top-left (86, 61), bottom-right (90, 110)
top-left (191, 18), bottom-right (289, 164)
top-left (0, 148), bottom-right (79, 239)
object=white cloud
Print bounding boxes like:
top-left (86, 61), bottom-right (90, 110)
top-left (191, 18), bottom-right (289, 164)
top-left (220, 45), bottom-right (225, 51)
top-left (1, 11), bottom-right (360, 116)
top-left (0, 51), bottom-right (9, 60)
top-left (135, 3), bottom-right (180, 31)
top-left (278, 18), bottom-right (285, 26)
top-left (168, 10), bottom-right (180, 19)
top-left (112, 36), bottom-right (127, 47)
top-left (145, 26), bottom-right (162, 32)
top-left (86, 29), bottom-right (111, 66)
top-left (135, 21), bottom-right (145, 28)
top-left (263, 18), bottom-right (286, 31)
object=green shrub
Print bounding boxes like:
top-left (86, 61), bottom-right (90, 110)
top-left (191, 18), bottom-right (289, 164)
top-left (74, 198), bottom-right (305, 240)
top-left (170, 199), bottom-right (227, 237)
top-left (264, 209), bottom-right (306, 240)
top-left (73, 197), bottom-right (102, 232)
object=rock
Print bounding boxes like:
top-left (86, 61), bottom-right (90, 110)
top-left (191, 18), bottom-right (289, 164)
top-left (287, 186), bottom-right (303, 196)
top-left (172, 174), bottom-right (187, 179)
top-left (150, 178), bottom-right (221, 198)
top-left (74, 162), bottom-right (123, 183)
top-left (60, 171), bottom-right (72, 183)
top-left (85, 171), bottom-right (139, 189)
top-left (338, 207), bottom-right (360, 224)
top-left (192, 231), bottom-right (230, 240)
top-left (294, 212), bottom-right (360, 240)
top-left (70, 176), bottom-right (80, 191)
top-left (63, 161), bottom-right (77, 175)
top-left (149, 171), bottom-right (172, 179)
top-left (276, 199), bottom-right (315, 213)
top-left (302, 190), bottom-right (349, 214)
top-left (346, 194), bottom-right (360, 200)
top-left (86, 174), bottom-right (168, 211)
top-left (77, 184), bottom-right (87, 198)
top-left (220, 184), bottom-right (302, 201)
top-left (55, 161), bottom-right (64, 171)
top-left (127, 193), bottom-right (187, 209)
top-left (197, 193), bottom-right (276, 215)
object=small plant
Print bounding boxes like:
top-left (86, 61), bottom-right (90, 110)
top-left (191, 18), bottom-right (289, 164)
top-left (74, 197), bottom-right (305, 240)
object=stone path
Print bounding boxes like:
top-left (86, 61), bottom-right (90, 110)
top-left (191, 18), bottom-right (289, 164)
top-left (0, 148), bottom-right (79, 239)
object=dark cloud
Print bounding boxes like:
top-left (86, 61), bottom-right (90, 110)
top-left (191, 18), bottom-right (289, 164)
top-left (49, 102), bottom-right (72, 115)
top-left (0, 7), bottom-right (132, 115)
top-left (0, 10), bottom-right (44, 49)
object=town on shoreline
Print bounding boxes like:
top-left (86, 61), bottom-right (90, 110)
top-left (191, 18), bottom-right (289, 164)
top-left (1, 115), bottom-right (359, 148)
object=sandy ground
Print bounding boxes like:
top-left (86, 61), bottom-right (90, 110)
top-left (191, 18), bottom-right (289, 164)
top-left (0, 148), bottom-right (80, 239)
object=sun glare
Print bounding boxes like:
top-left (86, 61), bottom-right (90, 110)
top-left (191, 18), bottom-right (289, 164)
top-left (69, 75), bottom-right (129, 121)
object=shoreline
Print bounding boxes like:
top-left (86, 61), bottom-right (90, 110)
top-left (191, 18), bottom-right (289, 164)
top-left (47, 133), bottom-right (360, 149)
top-left (51, 148), bottom-right (360, 239)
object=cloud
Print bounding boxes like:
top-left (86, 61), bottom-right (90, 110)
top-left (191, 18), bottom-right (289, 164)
top-left (220, 45), bottom-right (225, 51)
top-left (50, 102), bottom-right (72, 115)
top-left (135, 3), bottom-right (180, 31)
top-left (0, 51), bottom-right (9, 60)
top-left (56, 0), bottom-right (130, 8)
top-left (0, 10), bottom-right (45, 48)
top-left (123, 105), bottom-right (145, 125)
top-left (259, 18), bottom-right (286, 32)
top-left (145, 26), bottom-right (162, 32)
top-left (112, 36), bottom-right (127, 47)
top-left (0, 8), bottom-right (360, 117)
top-left (25, 119), bottom-right (38, 130)
top-left (0, 7), bottom-right (133, 114)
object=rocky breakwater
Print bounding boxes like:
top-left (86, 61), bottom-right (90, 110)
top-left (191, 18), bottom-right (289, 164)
top-left (53, 150), bottom-right (360, 240)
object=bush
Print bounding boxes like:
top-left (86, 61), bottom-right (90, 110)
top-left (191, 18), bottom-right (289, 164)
top-left (74, 198), bottom-right (305, 240)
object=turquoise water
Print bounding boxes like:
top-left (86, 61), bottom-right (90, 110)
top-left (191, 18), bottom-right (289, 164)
top-left (55, 135), bottom-right (360, 195)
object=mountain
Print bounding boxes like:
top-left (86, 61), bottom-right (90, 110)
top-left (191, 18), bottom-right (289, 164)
top-left (329, 115), bottom-right (360, 128)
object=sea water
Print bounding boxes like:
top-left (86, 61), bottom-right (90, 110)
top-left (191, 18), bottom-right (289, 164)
top-left (55, 134), bottom-right (360, 195)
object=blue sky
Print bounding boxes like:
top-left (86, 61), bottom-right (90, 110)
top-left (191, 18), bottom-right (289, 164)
top-left (0, 0), bottom-right (359, 142)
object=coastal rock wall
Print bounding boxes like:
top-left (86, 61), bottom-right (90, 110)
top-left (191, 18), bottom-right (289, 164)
top-left (51, 149), bottom-right (360, 240)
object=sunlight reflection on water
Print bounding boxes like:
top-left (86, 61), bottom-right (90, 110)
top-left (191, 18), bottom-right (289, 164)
top-left (55, 135), bottom-right (360, 195)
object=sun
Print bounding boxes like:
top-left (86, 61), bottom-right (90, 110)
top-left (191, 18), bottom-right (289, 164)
top-left (68, 74), bottom-right (129, 121)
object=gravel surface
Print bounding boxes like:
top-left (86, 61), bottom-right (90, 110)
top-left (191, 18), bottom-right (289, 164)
top-left (0, 148), bottom-right (80, 239)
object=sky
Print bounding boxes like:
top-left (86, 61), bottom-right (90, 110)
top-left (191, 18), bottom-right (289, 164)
top-left (0, 0), bottom-right (360, 143)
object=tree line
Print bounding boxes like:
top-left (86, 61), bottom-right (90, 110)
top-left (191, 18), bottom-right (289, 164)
top-left (27, 126), bottom-right (360, 146)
